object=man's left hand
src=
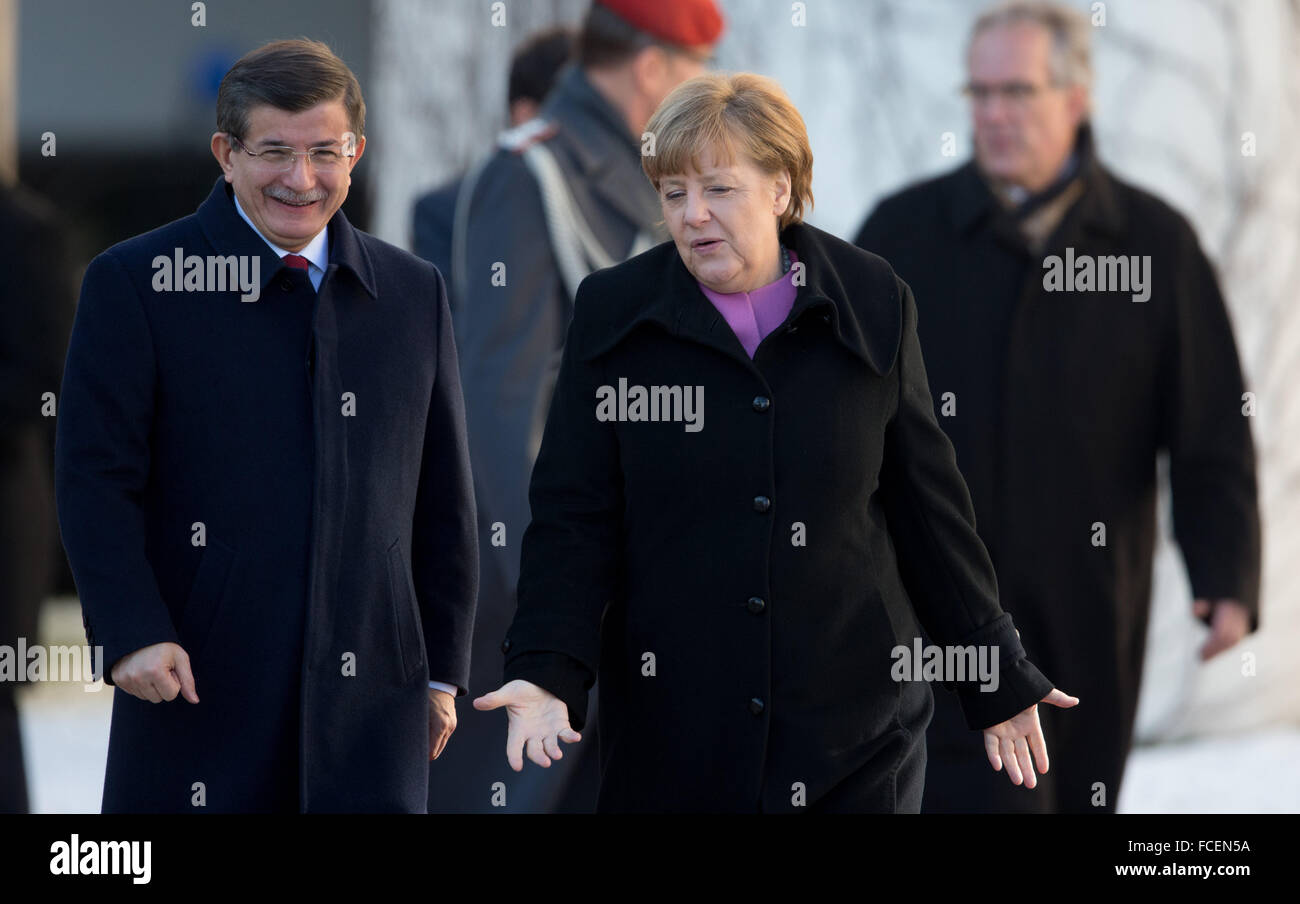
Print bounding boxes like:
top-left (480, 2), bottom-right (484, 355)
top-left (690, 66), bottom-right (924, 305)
top-left (428, 689), bottom-right (457, 760)
top-left (1193, 598), bottom-right (1250, 660)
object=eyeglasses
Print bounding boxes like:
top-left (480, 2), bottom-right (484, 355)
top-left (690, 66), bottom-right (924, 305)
top-left (961, 81), bottom-right (1056, 106)
top-left (228, 133), bottom-right (357, 172)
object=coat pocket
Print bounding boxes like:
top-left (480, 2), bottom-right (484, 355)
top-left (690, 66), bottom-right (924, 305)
top-left (387, 539), bottom-right (427, 684)
top-left (180, 539), bottom-right (236, 664)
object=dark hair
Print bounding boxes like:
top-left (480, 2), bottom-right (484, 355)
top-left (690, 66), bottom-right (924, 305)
top-left (576, 3), bottom-right (673, 69)
top-left (216, 39), bottom-right (366, 141)
top-left (508, 27), bottom-right (575, 107)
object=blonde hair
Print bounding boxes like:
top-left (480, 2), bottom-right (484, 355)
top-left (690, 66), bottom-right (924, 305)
top-left (641, 72), bottom-right (813, 230)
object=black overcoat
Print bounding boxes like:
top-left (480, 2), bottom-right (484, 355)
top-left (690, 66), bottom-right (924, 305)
top-left (502, 221), bottom-right (1054, 813)
top-left (55, 177), bottom-right (478, 812)
top-left (854, 136), bottom-right (1261, 812)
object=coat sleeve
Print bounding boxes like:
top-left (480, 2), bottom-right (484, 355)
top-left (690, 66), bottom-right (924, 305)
top-left (1160, 222), bottom-right (1262, 630)
top-left (499, 277), bottom-right (621, 731)
top-left (452, 149), bottom-right (568, 610)
top-left (411, 266), bottom-right (480, 695)
top-left (55, 250), bottom-right (181, 684)
top-left (878, 275), bottom-right (1056, 730)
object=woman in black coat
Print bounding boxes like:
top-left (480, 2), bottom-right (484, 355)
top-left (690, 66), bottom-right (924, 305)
top-left (476, 72), bottom-right (1076, 813)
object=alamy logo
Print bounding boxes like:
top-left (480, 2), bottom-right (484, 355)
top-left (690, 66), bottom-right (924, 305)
top-left (891, 638), bottom-right (1000, 692)
top-left (50, 835), bottom-right (151, 884)
top-left (152, 248), bottom-right (261, 302)
top-left (1042, 247), bottom-right (1151, 302)
top-left (0, 639), bottom-right (104, 690)
top-left (595, 377), bottom-right (703, 433)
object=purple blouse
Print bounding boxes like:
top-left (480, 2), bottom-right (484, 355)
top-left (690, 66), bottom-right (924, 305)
top-left (697, 248), bottom-right (800, 359)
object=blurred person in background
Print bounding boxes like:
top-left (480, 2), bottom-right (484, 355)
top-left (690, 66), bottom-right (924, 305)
top-left (411, 25), bottom-right (575, 293)
top-left (445, 0), bottom-right (723, 813)
top-left (0, 184), bottom-right (73, 813)
top-left (854, 0), bottom-right (1260, 813)
top-left (412, 24), bottom-right (573, 815)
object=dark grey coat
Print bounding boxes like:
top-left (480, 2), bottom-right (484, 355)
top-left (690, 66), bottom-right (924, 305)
top-left (502, 221), bottom-right (1055, 813)
top-left (56, 177), bottom-right (478, 813)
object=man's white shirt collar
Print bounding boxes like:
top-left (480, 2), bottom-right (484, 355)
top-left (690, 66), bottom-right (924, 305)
top-left (233, 193), bottom-right (329, 286)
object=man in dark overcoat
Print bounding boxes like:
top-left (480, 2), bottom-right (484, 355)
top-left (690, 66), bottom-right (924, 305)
top-left (854, 1), bottom-right (1260, 812)
top-left (55, 39), bottom-right (478, 813)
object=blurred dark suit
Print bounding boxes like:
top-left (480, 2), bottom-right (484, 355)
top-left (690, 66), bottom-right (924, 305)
top-left (0, 184), bottom-right (74, 813)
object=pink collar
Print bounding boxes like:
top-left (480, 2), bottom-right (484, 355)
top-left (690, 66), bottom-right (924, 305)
top-left (697, 248), bottom-right (800, 359)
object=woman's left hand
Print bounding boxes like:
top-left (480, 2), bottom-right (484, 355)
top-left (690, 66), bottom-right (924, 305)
top-left (982, 688), bottom-right (1080, 788)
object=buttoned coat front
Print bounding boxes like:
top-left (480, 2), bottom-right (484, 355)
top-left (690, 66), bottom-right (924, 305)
top-left (55, 177), bottom-right (478, 813)
top-left (502, 221), bottom-right (1054, 813)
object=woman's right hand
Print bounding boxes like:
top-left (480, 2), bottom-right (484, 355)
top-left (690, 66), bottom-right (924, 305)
top-left (473, 679), bottom-right (583, 771)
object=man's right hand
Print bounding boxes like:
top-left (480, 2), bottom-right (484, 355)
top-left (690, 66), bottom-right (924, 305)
top-left (110, 642), bottom-right (199, 704)
top-left (473, 679), bottom-right (581, 771)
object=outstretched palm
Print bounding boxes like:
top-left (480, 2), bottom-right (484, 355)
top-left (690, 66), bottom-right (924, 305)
top-left (473, 679), bottom-right (583, 771)
top-left (982, 688), bottom-right (1079, 788)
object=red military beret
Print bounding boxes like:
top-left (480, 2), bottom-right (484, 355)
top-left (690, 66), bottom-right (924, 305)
top-left (596, 0), bottom-right (725, 48)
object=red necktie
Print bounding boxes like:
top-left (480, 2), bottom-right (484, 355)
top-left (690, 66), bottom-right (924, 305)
top-left (282, 254), bottom-right (311, 271)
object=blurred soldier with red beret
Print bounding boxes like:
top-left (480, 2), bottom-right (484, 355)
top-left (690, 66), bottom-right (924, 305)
top-left (433, 0), bottom-right (724, 814)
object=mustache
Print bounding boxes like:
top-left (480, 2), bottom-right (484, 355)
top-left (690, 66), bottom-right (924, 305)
top-left (264, 186), bottom-right (328, 204)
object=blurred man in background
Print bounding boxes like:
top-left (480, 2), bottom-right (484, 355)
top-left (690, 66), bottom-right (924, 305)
top-left (0, 185), bottom-right (73, 813)
top-left (411, 25), bottom-right (575, 292)
top-left (855, 0), bottom-right (1260, 813)
top-left (440, 0), bottom-right (723, 813)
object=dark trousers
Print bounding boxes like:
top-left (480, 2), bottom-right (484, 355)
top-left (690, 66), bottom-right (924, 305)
top-left (0, 428), bottom-right (55, 814)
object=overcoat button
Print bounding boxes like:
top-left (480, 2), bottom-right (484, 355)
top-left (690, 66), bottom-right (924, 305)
top-left (749, 697), bottom-right (765, 715)
top-left (280, 278), bottom-right (294, 291)
top-left (500, 638), bottom-right (512, 654)
top-left (747, 596), bottom-right (766, 614)
top-left (753, 495), bottom-right (771, 513)
top-left (752, 396), bottom-right (770, 412)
